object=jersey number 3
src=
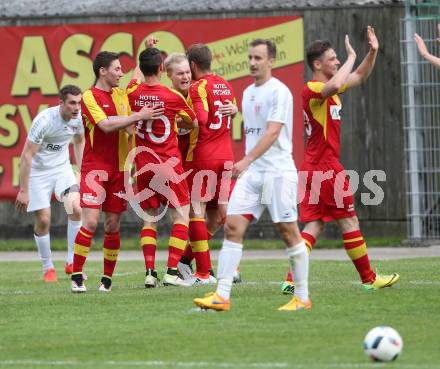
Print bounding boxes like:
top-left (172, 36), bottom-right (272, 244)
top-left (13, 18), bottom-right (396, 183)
top-left (209, 100), bottom-right (231, 130)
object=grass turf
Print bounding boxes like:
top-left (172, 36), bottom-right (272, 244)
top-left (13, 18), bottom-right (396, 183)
top-left (0, 236), bottom-right (403, 252)
top-left (0, 258), bottom-right (439, 369)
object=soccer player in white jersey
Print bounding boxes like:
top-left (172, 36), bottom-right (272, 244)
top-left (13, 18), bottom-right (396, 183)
top-left (194, 39), bottom-right (311, 311)
top-left (15, 85), bottom-right (84, 282)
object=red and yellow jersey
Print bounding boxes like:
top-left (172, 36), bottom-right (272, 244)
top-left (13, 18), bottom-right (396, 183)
top-left (176, 94), bottom-right (193, 160)
top-left (302, 80), bottom-right (348, 164)
top-left (81, 87), bottom-right (131, 173)
top-left (186, 74), bottom-right (236, 162)
top-left (126, 79), bottom-right (196, 162)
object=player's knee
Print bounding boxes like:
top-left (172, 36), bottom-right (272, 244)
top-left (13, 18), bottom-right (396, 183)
top-left (278, 228), bottom-right (293, 245)
top-left (276, 223), bottom-right (301, 246)
top-left (83, 218), bottom-right (98, 233)
top-left (224, 220), bottom-right (241, 239)
top-left (35, 217), bottom-right (50, 234)
top-left (337, 216), bottom-right (360, 233)
top-left (104, 218), bottom-right (120, 233)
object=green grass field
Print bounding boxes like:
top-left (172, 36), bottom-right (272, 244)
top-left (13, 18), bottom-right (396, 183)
top-left (0, 236), bottom-right (403, 252)
top-left (1, 258), bottom-right (439, 369)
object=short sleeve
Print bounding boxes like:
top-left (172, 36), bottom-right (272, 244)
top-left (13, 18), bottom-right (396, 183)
top-left (28, 113), bottom-right (49, 145)
top-left (81, 90), bottom-right (107, 125)
top-left (267, 85), bottom-right (292, 125)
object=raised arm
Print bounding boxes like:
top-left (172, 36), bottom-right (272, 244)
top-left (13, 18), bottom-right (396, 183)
top-left (15, 139), bottom-right (40, 212)
top-left (345, 26), bottom-right (379, 88)
top-left (414, 25), bottom-right (440, 70)
top-left (321, 35), bottom-right (357, 98)
top-left (132, 36), bottom-right (159, 82)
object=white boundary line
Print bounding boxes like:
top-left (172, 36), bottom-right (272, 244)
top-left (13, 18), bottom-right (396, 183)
top-left (0, 360), bottom-right (439, 369)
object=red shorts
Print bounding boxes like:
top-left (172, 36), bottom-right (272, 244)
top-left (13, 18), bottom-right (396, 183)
top-left (80, 170), bottom-right (127, 213)
top-left (184, 160), bottom-right (235, 207)
top-left (299, 161), bottom-right (356, 223)
top-left (135, 158), bottom-right (190, 210)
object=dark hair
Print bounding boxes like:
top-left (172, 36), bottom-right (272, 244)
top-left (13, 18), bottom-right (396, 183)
top-left (93, 51), bottom-right (120, 79)
top-left (306, 40), bottom-right (332, 71)
top-left (186, 44), bottom-right (212, 71)
top-left (249, 39), bottom-right (277, 59)
top-left (139, 47), bottom-right (163, 76)
top-left (59, 85), bottom-right (82, 101)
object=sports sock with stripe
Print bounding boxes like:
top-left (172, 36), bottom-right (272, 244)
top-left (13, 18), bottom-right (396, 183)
top-left (72, 226), bottom-right (94, 275)
top-left (167, 223), bottom-right (188, 269)
top-left (343, 230), bottom-right (376, 284)
top-left (103, 231), bottom-right (120, 280)
top-left (190, 218), bottom-right (211, 278)
top-left (141, 226), bottom-right (157, 271)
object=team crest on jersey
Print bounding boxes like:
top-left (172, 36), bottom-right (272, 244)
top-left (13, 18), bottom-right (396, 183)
top-left (330, 105), bottom-right (342, 120)
top-left (119, 104), bottom-right (126, 114)
top-left (254, 103), bottom-right (262, 114)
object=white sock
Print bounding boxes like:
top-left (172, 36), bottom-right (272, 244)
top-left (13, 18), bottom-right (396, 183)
top-left (34, 233), bottom-right (54, 272)
top-left (287, 241), bottom-right (309, 301)
top-left (67, 219), bottom-right (81, 264)
top-left (216, 239), bottom-right (243, 300)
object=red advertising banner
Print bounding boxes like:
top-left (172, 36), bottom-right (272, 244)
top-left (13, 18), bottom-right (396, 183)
top-left (0, 16), bottom-right (304, 200)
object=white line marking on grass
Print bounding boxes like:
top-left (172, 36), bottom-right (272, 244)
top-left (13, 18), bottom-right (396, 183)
top-left (1, 360), bottom-right (439, 369)
top-left (409, 280), bottom-right (440, 285)
top-left (113, 272), bottom-right (141, 277)
top-left (0, 360), bottom-right (288, 368)
top-left (0, 290), bottom-right (33, 295)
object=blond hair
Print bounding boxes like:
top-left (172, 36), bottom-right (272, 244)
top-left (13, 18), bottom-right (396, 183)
top-left (164, 52), bottom-right (188, 73)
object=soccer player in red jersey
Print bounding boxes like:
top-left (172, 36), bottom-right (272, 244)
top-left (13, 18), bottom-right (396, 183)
top-left (71, 51), bottom-right (163, 293)
top-left (181, 44), bottom-right (238, 285)
top-left (414, 24), bottom-right (440, 70)
top-left (284, 26), bottom-right (399, 291)
top-left (127, 47), bottom-right (198, 287)
top-left (162, 51), bottom-right (238, 284)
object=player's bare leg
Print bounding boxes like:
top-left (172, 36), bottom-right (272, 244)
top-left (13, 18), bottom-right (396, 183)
top-left (336, 216), bottom-right (399, 290)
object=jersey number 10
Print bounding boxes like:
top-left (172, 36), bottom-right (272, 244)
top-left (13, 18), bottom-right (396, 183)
top-left (135, 115), bottom-right (171, 144)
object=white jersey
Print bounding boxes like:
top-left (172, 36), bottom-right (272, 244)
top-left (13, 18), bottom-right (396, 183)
top-left (28, 106), bottom-right (84, 171)
top-left (241, 77), bottom-right (295, 172)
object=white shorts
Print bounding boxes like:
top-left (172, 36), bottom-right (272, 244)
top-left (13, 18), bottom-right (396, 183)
top-left (227, 170), bottom-right (298, 223)
top-left (27, 165), bottom-right (78, 212)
